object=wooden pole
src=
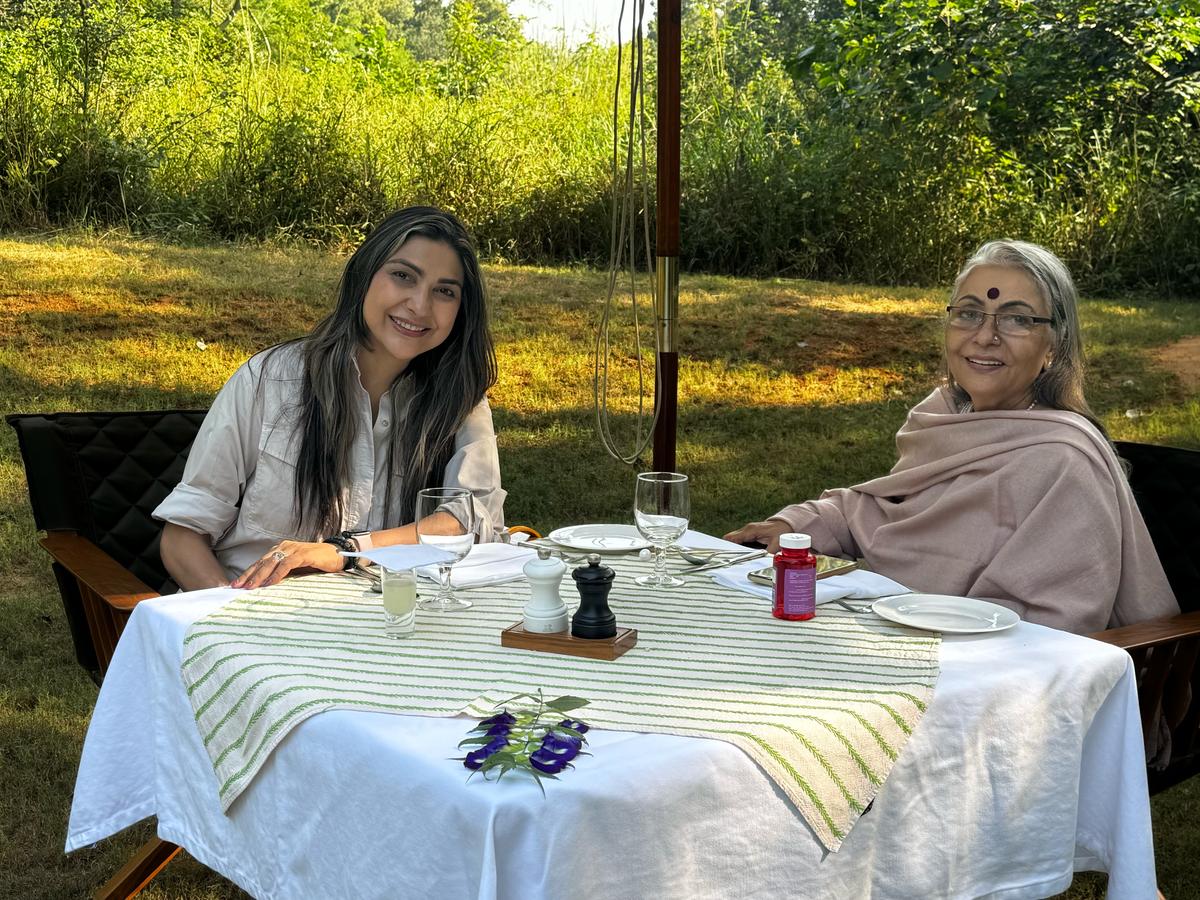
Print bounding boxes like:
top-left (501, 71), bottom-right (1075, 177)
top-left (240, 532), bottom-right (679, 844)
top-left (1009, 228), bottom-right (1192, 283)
top-left (653, 0), bottom-right (681, 473)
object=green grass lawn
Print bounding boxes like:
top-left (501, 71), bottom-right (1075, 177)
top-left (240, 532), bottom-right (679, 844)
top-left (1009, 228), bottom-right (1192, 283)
top-left (1, 232), bottom-right (1197, 898)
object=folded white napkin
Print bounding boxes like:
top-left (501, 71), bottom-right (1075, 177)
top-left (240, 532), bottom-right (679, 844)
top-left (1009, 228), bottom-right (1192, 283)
top-left (344, 545), bottom-right (457, 570)
top-left (416, 542), bottom-right (538, 588)
top-left (676, 529), bottom-right (749, 552)
top-left (712, 559), bottom-right (911, 605)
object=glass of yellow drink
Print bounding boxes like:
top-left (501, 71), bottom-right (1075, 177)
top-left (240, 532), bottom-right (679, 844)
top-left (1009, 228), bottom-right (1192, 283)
top-left (381, 567), bottom-right (418, 639)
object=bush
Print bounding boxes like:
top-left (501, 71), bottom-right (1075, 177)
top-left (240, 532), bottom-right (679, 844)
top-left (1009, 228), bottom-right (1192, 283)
top-left (0, 0), bottom-right (1197, 294)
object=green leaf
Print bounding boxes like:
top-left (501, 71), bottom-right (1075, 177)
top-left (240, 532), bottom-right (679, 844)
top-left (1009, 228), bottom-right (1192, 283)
top-left (457, 735), bottom-right (496, 747)
top-left (545, 696), bottom-right (589, 713)
top-left (928, 60), bottom-right (953, 81)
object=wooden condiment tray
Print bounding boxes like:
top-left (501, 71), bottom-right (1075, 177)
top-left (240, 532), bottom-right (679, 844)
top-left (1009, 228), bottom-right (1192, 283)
top-left (500, 622), bottom-right (638, 660)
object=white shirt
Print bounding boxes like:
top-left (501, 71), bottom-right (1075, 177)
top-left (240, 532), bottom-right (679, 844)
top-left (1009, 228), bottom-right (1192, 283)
top-left (153, 343), bottom-right (506, 580)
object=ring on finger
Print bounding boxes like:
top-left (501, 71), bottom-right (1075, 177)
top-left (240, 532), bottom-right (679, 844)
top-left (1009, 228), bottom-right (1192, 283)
top-left (271, 550), bottom-right (286, 563)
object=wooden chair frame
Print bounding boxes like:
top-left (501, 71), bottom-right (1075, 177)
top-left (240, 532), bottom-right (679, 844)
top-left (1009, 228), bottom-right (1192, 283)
top-left (1089, 440), bottom-right (1200, 795)
top-left (1091, 612), bottom-right (1200, 794)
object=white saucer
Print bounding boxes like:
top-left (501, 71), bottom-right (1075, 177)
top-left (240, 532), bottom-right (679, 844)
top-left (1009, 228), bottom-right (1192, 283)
top-left (871, 594), bottom-right (1020, 634)
top-left (547, 524), bottom-right (651, 552)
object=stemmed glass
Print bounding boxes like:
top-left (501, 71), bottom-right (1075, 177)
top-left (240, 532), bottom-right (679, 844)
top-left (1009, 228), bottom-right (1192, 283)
top-left (633, 471), bottom-right (690, 587)
top-left (415, 487), bottom-right (476, 611)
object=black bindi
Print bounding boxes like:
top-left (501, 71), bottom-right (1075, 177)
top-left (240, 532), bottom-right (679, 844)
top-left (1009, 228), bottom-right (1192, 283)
top-left (986, 287), bottom-right (1000, 299)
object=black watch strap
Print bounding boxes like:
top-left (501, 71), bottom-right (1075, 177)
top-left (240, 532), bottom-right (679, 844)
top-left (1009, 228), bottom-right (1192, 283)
top-left (323, 533), bottom-right (357, 570)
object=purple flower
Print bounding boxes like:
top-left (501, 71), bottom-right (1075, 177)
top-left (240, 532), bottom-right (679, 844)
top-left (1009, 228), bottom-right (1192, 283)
top-left (464, 735), bottom-right (509, 770)
top-left (486, 723), bottom-right (512, 736)
top-left (480, 711), bottom-right (516, 728)
top-left (464, 749), bottom-right (490, 770)
top-left (540, 733), bottom-right (580, 760)
top-left (558, 719), bottom-right (590, 734)
top-left (529, 749), bottom-right (571, 774)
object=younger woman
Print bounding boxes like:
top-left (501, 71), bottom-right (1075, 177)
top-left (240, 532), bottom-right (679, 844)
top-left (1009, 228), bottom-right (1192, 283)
top-left (155, 206), bottom-right (505, 591)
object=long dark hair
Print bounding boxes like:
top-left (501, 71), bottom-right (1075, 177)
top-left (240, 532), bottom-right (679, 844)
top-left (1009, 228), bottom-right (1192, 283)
top-left (278, 206), bottom-right (497, 535)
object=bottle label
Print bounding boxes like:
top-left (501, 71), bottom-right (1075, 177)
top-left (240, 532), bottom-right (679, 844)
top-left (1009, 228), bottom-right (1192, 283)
top-left (781, 568), bottom-right (816, 616)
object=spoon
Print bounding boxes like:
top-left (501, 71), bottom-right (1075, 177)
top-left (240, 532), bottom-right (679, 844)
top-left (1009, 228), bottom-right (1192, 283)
top-left (347, 564), bottom-right (382, 593)
top-left (672, 546), bottom-right (754, 565)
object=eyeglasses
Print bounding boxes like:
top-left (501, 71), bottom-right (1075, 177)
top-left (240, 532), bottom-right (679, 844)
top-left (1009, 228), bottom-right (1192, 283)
top-left (945, 306), bottom-right (1053, 337)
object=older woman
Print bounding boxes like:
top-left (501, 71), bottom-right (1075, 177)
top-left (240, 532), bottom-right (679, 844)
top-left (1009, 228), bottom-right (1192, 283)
top-left (726, 240), bottom-right (1177, 635)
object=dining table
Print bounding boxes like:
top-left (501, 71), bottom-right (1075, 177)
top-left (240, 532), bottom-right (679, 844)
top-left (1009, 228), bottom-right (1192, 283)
top-left (65, 531), bottom-right (1158, 900)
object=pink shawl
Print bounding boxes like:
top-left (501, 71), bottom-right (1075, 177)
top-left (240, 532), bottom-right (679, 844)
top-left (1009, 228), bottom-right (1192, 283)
top-left (773, 388), bottom-right (1178, 634)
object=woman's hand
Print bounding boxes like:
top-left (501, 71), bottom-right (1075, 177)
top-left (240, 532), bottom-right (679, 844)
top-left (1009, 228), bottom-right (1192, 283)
top-left (232, 540), bottom-right (345, 589)
top-left (723, 519), bottom-right (791, 554)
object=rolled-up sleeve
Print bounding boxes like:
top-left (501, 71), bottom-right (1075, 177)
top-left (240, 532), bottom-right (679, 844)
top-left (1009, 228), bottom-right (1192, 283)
top-left (152, 359), bottom-right (264, 543)
top-left (444, 397), bottom-right (506, 542)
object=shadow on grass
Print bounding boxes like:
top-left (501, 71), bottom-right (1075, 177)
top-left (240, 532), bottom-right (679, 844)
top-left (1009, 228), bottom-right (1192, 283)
top-left (493, 399), bottom-right (911, 535)
top-left (0, 298), bottom-right (316, 356)
top-left (0, 362), bottom-right (218, 418)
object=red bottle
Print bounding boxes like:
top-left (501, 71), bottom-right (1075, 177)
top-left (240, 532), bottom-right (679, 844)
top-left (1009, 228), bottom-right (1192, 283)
top-left (773, 533), bottom-right (816, 621)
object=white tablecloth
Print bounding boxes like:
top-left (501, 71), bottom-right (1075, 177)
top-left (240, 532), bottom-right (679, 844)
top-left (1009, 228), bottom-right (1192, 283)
top-left (67, 586), bottom-right (1156, 899)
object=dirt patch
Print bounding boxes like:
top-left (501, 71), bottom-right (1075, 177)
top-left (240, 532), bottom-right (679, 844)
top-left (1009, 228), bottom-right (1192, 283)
top-left (1151, 336), bottom-right (1200, 391)
top-left (2, 291), bottom-right (82, 314)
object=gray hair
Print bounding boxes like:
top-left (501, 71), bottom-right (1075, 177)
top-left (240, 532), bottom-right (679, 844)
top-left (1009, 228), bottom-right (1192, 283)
top-left (946, 239), bottom-right (1107, 436)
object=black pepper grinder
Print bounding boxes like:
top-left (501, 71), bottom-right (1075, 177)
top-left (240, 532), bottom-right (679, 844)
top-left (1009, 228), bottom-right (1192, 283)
top-left (571, 554), bottom-right (617, 639)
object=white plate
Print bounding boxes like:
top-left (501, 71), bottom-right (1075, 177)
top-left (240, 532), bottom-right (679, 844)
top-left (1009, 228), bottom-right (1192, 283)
top-left (547, 524), bottom-right (651, 552)
top-left (871, 594), bottom-right (1020, 634)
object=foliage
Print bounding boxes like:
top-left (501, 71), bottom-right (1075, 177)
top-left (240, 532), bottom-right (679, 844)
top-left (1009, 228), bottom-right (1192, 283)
top-left (457, 692), bottom-right (590, 785)
top-left (1, 0), bottom-right (1198, 291)
top-left (675, 0), bottom-right (1200, 290)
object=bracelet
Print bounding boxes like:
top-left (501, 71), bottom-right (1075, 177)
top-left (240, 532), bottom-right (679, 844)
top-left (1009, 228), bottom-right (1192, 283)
top-left (323, 533), bottom-right (357, 570)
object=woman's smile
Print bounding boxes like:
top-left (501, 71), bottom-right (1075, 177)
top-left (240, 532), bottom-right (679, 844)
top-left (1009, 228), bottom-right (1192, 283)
top-left (963, 355), bottom-right (1005, 371)
top-left (388, 314), bottom-right (432, 336)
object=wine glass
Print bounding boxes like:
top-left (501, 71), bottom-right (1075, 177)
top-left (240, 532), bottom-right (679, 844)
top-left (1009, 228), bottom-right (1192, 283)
top-left (634, 471), bottom-right (690, 587)
top-left (415, 487), bottom-right (476, 611)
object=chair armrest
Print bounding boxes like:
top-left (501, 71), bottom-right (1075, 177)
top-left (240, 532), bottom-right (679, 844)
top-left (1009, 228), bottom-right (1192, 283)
top-left (1088, 611), bottom-right (1200, 651)
top-left (40, 532), bottom-right (160, 611)
top-left (507, 525), bottom-right (543, 540)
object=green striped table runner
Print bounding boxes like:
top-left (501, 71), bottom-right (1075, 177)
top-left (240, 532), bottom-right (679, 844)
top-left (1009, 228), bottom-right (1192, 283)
top-left (181, 560), bottom-right (940, 850)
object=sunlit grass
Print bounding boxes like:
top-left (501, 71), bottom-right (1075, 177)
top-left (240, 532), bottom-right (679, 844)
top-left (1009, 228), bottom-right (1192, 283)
top-left (1, 231), bottom-right (1197, 897)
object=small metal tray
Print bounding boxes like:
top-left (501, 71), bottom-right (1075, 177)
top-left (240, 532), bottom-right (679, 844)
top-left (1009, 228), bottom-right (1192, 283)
top-left (747, 556), bottom-right (858, 585)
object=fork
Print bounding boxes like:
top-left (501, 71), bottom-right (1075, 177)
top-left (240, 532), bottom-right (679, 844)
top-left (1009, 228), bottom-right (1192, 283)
top-left (674, 549), bottom-right (769, 575)
top-left (827, 598), bottom-right (872, 613)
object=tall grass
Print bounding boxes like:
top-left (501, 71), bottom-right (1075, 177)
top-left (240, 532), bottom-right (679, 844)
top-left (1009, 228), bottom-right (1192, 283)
top-left (0, 0), bottom-right (1197, 292)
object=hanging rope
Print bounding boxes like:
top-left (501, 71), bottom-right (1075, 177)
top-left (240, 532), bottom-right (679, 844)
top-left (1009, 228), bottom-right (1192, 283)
top-left (593, 0), bottom-right (659, 466)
